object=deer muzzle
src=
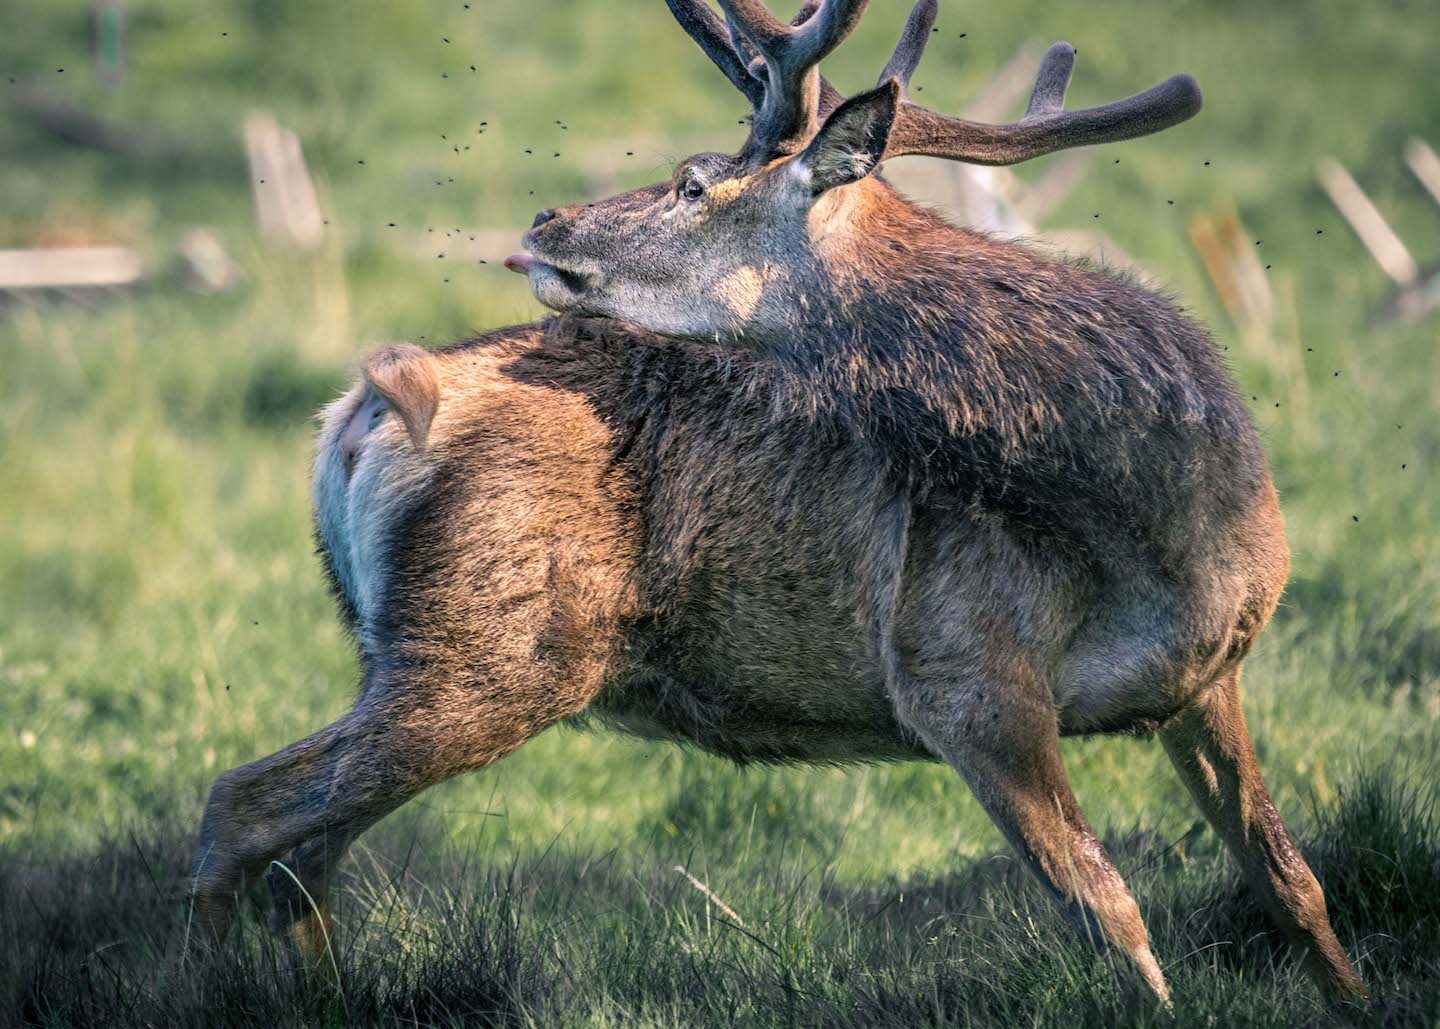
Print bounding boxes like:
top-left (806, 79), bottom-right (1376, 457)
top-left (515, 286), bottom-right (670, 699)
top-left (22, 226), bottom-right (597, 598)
top-left (504, 244), bottom-right (604, 313)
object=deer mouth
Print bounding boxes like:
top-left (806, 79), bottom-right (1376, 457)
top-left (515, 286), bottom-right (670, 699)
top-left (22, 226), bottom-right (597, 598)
top-left (504, 252), bottom-right (602, 311)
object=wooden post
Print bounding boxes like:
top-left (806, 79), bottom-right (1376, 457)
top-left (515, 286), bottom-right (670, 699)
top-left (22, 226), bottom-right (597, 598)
top-left (1016, 151), bottom-right (1095, 226)
top-left (1316, 156), bottom-right (1417, 287)
top-left (1188, 208), bottom-right (1274, 345)
top-left (1403, 139), bottom-right (1440, 210)
top-left (964, 42), bottom-right (1046, 123)
top-left (0, 247), bottom-right (143, 290)
top-left (244, 111), bottom-right (325, 249)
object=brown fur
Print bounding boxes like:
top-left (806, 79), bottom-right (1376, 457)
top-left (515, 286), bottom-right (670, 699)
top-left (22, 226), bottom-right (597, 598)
top-left (190, 315), bottom-right (1363, 1006)
top-left (190, 4), bottom-right (1359, 1007)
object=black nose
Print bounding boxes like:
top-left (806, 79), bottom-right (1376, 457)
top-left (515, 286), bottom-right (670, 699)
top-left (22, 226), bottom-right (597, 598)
top-left (531, 209), bottom-right (557, 228)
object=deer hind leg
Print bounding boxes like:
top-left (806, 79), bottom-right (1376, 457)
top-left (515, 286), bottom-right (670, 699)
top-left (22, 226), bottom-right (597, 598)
top-left (1159, 669), bottom-right (1368, 1003)
top-left (190, 706), bottom-right (365, 953)
top-left (265, 832), bottom-right (354, 964)
top-left (893, 668), bottom-right (1170, 1005)
top-left (189, 671), bottom-right (585, 957)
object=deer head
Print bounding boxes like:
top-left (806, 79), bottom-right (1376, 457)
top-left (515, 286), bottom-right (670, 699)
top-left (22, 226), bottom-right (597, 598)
top-left (506, 0), bottom-right (1202, 343)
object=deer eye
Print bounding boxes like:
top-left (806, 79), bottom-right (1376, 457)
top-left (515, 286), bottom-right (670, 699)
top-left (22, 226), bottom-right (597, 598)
top-left (680, 175), bottom-right (705, 201)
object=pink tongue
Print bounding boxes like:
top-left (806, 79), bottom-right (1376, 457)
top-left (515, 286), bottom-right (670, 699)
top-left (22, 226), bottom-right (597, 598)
top-left (503, 254), bottom-right (535, 275)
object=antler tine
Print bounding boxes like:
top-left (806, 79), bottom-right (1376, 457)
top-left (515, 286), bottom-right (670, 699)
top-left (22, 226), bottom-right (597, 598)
top-left (665, 0), bottom-right (855, 140)
top-left (717, 0), bottom-right (871, 153)
top-left (1025, 41), bottom-right (1075, 117)
top-left (726, 16), bottom-right (760, 76)
top-left (883, 42), bottom-right (1202, 166)
top-left (790, 1), bottom-right (848, 118)
top-left (790, 1), bottom-right (822, 26)
top-left (783, 0), bottom-right (862, 121)
top-left (719, 0), bottom-right (868, 67)
top-left (735, 1), bottom-right (827, 84)
top-left (877, 0), bottom-right (938, 98)
top-left (665, 0), bottom-right (765, 104)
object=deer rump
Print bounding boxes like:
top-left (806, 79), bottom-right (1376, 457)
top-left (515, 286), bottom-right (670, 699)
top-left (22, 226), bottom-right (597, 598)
top-left (313, 315), bottom-right (1282, 765)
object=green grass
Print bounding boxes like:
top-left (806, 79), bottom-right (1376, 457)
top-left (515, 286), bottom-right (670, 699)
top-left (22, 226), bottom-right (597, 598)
top-left (4, 768), bottom-right (1438, 1026)
top-left (2, 0), bottom-right (1438, 1025)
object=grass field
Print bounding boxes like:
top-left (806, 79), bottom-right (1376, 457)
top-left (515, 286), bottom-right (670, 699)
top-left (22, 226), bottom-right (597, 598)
top-left (2, 0), bottom-right (1438, 1025)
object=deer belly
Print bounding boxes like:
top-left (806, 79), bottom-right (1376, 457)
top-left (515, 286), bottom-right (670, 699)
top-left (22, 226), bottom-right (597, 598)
top-left (596, 583), bottom-right (927, 763)
top-left (1052, 584), bottom-right (1241, 737)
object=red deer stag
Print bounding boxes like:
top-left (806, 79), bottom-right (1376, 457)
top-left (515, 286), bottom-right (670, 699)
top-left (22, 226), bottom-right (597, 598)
top-left (191, 0), bottom-right (1367, 1008)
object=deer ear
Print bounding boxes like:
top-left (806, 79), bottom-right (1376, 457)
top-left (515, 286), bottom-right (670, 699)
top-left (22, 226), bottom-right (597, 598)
top-left (362, 343), bottom-right (440, 450)
top-left (793, 78), bottom-right (900, 194)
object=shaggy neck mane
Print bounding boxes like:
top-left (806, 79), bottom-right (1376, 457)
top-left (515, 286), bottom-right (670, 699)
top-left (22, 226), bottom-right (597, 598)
top-left (770, 181), bottom-right (1235, 463)
top-left (508, 175), bottom-right (1259, 545)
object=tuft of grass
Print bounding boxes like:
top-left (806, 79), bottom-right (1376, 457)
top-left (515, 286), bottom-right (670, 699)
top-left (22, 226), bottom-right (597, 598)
top-left (2, 767), bottom-right (1437, 1027)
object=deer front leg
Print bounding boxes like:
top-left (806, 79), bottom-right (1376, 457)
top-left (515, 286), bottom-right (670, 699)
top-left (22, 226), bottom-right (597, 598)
top-left (893, 669), bottom-right (1170, 1005)
top-left (1160, 669), bottom-right (1368, 1004)
top-left (188, 672), bottom-right (582, 958)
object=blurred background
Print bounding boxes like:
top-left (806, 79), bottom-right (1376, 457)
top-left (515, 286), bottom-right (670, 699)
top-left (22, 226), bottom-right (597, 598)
top-left (1, 0), bottom-right (1438, 1020)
